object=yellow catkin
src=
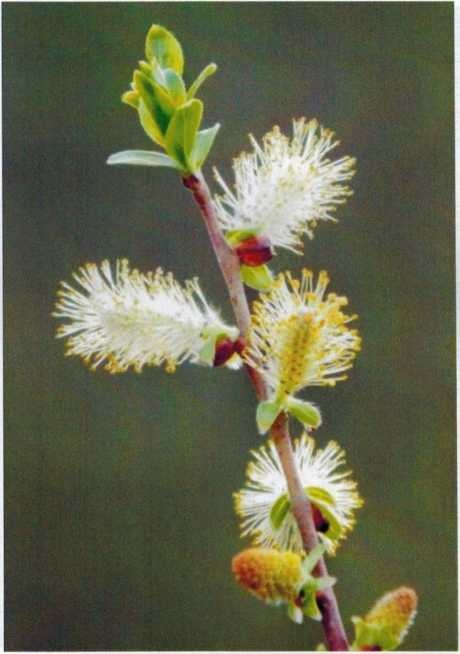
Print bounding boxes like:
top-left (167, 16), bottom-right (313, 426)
top-left (244, 269), bottom-right (361, 395)
top-left (232, 548), bottom-right (302, 603)
top-left (366, 587), bottom-right (418, 637)
top-left (275, 313), bottom-right (320, 396)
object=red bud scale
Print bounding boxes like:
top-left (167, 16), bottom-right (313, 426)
top-left (235, 236), bottom-right (274, 267)
top-left (213, 337), bottom-right (238, 367)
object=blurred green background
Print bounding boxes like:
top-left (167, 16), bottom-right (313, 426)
top-left (4, 2), bottom-right (456, 651)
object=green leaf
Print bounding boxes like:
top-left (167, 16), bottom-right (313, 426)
top-left (302, 592), bottom-right (322, 622)
top-left (106, 150), bottom-right (179, 169)
top-left (269, 494), bottom-right (290, 530)
top-left (145, 24), bottom-right (184, 74)
top-left (165, 99), bottom-right (203, 170)
top-left (256, 399), bottom-right (282, 434)
top-left (292, 546), bottom-right (335, 624)
top-left (137, 98), bottom-right (166, 147)
top-left (138, 60), bottom-right (152, 76)
top-left (134, 71), bottom-right (157, 110)
top-left (240, 264), bottom-right (274, 292)
top-left (133, 70), bottom-right (175, 120)
top-left (301, 544), bottom-right (327, 575)
top-left (285, 397), bottom-right (322, 429)
top-left (150, 59), bottom-right (167, 88)
top-left (134, 71), bottom-right (175, 134)
top-left (187, 62), bottom-right (218, 99)
top-left (306, 486), bottom-right (336, 507)
top-left (189, 124), bottom-right (220, 170)
top-left (198, 337), bottom-right (216, 367)
top-left (121, 90), bottom-right (139, 109)
top-left (182, 100), bottom-right (203, 155)
top-left (162, 68), bottom-right (187, 105)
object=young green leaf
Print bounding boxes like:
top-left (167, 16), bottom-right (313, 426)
top-left (269, 494), bottom-right (290, 530)
top-left (256, 399), bottom-right (283, 434)
top-left (298, 572), bottom-right (335, 622)
top-left (138, 60), bottom-right (152, 76)
top-left (198, 337), bottom-right (216, 367)
top-left (189, 124), bottom-right (220, 170)
top-left (285, 397), bottom-right (322, 430)
top-left (301, 544), bottom-right (327, 575)
top-left (182, 99), bottom-right (203, 155)
top-left (165, 99), bottom-right (203, 169)
top-left (137, 98), bottom-right (166, 147)
top-left (134, 71), bottom-right (174, 136)
top-left (162, 68), bottom-right (187, 106)
top-left (240, 264), bottom-right (274, 292)
top-left (301, 590), bottom-right (322, 621)
top-left (145, 25), bottom-right (184, 74)
top-left (187, 63), bottom-right (218, 99)
top-left (106, 150), bottom-right (180, 169)
top-left (121, 90), bottom-right (139, 109)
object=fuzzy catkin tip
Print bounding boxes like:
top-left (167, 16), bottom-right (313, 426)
top-left (366, 586), bottom-right (418, 632)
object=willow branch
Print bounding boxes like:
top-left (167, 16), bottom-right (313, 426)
top-left (183, 171), bottom-right (349, 651)
top-left (270, 413), bottom-right (349, 651)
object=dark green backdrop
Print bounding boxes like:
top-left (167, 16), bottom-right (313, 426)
top-left (4, 2), bottom-right (456, 651)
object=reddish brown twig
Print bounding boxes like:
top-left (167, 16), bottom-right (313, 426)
top-left (183, 171), bottom-right (349, 651)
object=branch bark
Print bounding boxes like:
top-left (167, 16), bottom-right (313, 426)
top-left (183, 171), bottom-right (349, 651)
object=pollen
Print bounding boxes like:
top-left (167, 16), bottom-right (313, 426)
top-left (275, 312), bottom-right (319, 396)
